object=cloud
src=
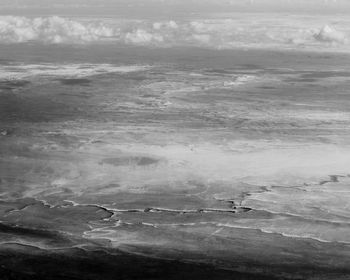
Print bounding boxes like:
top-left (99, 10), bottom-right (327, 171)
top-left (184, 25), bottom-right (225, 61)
top-left (0, 16), bottom-right (115, 43)
top-left (0, 16), bottom-right (348, 52)
top-left (125, 29), bottom-right (164, 45)
top-left (314, 25), bottom-right (347, 44)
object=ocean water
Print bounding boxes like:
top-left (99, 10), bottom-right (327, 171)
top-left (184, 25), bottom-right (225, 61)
top-left (1, 13), bottom-right (350, 280)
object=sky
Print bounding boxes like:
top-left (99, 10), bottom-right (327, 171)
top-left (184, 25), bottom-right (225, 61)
top-left (1, 0), bottom-right (350, 15)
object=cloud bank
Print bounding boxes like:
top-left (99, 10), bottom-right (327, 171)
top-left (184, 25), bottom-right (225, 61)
top-left (0, 16), bottom-right (115, 43)
top-left (0, 16), bottom-right (348, 51)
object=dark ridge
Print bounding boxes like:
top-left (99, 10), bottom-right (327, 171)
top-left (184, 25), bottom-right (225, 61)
top-left (58, 78), bottom-right (91, 86)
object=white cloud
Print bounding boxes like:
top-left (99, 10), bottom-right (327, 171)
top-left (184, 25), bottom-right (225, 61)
top-left (0, 16), bottom-right (348, 52)
top-left (314, 25), bottom-right (347, 44)
top-left (0, 16), bottom-right (115, 43)
top-left (125, 29), bottom-right (164, 45)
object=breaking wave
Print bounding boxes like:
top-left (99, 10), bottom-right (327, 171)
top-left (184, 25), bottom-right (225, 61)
top-left (0, 15), bottom-right (349, 51)
top-left (0, 63), bottom-right (150, 80)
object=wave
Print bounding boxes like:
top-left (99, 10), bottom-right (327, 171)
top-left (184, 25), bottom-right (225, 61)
top-left (0, 63), bottom-right (150, 80)
top-left (0, 16), bottom-right (349, 51)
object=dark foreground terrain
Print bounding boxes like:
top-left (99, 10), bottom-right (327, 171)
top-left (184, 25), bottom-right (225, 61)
top-left (1, 245), bottom-right (349, 280)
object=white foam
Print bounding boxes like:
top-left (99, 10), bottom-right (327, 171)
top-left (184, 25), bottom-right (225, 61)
top-left (0, 63), bottom-right (150, 80)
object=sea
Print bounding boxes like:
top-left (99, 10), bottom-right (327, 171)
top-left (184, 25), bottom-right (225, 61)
top-left (0, 12), bottom-right (350, 280)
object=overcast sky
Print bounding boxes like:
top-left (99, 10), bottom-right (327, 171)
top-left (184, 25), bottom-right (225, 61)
top-left (1, 0), bottom-right (349, 15)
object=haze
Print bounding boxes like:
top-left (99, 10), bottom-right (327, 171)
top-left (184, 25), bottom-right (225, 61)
top-left (1, 0), bottom-right (350, 16)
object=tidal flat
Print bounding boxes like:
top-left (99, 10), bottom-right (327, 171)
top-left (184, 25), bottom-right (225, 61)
top-left (1, 43), bottom-right (350, 279)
